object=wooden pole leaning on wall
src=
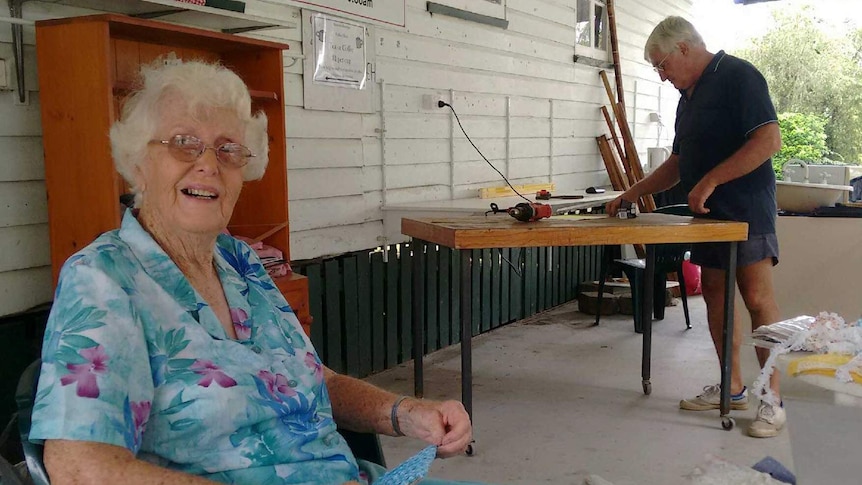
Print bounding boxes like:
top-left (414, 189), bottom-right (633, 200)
top-left (615, 102), bottom-right (649, 183)
top-left (606, 0), bottom-right (625, 110)
top-left (598, 136), bottom-right (645, 259)
top-left (596, 135), bottom-right (628, 191)
top-left (599, 71), bottom-right (638, 189)
top-left (604, 2), bottom-right (654, 209)
top-left (600, 106), bottom-right (634, 188)
top-left (599, 70), bottom-right (657, 212)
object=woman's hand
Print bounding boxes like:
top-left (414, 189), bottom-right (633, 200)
top-left (397, 399), bottom-right (472, 458)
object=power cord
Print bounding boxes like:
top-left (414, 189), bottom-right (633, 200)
top-left (438, 100), bottom-right (532, 205)
top-left (500, 247), bottom-right (524, 276)
top-left (438, 100), bottom-right (527, 276)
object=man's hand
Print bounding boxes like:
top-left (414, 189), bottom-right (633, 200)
top-left (687, 178), bottom-right (716, 214)
top-left (397, 399), bottom-right (472, 458)
top-left (605, 193), bottom-right (638, 217)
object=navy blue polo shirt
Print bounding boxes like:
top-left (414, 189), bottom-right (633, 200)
top-left (672, 50), bottom-right (778, 235)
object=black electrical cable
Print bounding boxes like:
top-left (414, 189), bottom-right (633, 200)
top-left (438, 100), bottom-right (529, 276)
top-left (499, 247), bottom-right (524, 277)
top-left (438, 100), bottom-right (532, 204)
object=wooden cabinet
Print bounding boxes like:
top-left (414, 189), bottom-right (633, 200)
top-left (35, 14), bottom-right (311, 332)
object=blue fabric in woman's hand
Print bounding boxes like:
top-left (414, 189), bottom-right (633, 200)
top-left (374, 445), bottom-right (437, 485)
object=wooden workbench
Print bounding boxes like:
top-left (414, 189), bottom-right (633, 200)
top-left (402, 213), bottom-right (749, 452)
top-left (403, 213), bottom-right (747, 249)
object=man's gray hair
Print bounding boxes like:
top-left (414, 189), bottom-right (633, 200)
top-left (644, 16), bottom-right (705, 62)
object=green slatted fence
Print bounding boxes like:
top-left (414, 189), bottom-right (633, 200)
top-left (295, 243), bottom-right (604, 378)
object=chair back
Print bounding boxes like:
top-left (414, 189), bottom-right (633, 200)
top-left (0, 453), bottom-right (26, 485)
top-left (653, 204), bottom-right (693, 268)
top-left (14, 360), bottom-right (49, 485)
top-left (653, 203), bottom-right (692, 217)
top-left (338, 428), bottom-right (387, 468)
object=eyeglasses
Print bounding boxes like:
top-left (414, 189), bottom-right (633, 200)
top-left (149, 134), bottom-right (254, 169)
top-left (652, 49), bottom-right (676, 73)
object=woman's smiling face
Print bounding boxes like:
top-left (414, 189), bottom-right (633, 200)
top-left (135, 94), bottom-right (245, 239)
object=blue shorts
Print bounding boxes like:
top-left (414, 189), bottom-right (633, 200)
top-left (690, 233), bottom-right (779, 270)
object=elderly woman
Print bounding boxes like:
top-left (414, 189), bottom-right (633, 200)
top-left (29, 60), bottom-right (475, 485)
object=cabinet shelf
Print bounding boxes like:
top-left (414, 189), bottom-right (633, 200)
top-left (36, 13), bottom-right (310, 330)
top-left (113, 81), bottom-right (278, 102)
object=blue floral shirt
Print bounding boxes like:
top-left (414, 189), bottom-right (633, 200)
top-left (30, 210), bottom-right (360, 484)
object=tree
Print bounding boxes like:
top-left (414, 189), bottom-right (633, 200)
top-left (736, 5), bottom-right (862, 164)
top-left (773, 112), bottom-right (828, 178)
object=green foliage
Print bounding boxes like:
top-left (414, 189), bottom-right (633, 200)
top-left (735, 5), bottom-right (862, 165)
top-left (773, 112), bottom-right (828, 178)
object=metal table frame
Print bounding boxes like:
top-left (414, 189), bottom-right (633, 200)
top-left (404, 214), bottom-right (745, 452)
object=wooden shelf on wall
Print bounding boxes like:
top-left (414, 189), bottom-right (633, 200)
top-left (113, 82), bottom-right (279, 102)
top-left (36, 13), bottom-right (311, 332)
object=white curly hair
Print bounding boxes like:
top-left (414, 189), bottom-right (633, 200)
top-left (109, 59), bottom-right (269, 203)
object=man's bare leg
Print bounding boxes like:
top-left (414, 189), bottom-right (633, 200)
top-left (700, 266), bottom-right (745, 395)
top-left (736, 257), bottom-right (781, 396)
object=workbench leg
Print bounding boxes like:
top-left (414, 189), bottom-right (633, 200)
top-left (459, 249), bottom-right (476, 455)
top-left (641, 245), bottom-right (656, 395)
top-left (412, 240), bottom-right (425, 398)
top-left (720, 241), bottom-right (738, 430)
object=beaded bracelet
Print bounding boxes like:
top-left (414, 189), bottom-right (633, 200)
top-left (390, 395), bottom-right (409, 436)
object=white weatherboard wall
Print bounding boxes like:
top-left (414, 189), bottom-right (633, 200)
top-left (286, 0), bottom-right (691, 259)
top-left (0, 0), bottom-right (690, 316)
top-left (0, 0), bottom-right (53, 318)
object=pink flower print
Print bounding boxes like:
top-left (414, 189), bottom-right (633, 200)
top-left (230, 307), bottom-right (251, 340)
top-left (131, 401), bottom-right (151, 430)
top-left (130, 400), bottom-right (151, 447)
top-left (258, 370), bottom-right (296, 401)
top-left (60, 345), bottom-right (108, 398)
top-left (304, 352), bottom-right (323, 383)
top-left (190, 360), bottom-right (237, 388)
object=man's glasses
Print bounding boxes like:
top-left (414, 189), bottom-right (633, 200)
top-left (149, 134), bottom-right (254, 169)
top-left (652, 49), bottom-right (676, 73)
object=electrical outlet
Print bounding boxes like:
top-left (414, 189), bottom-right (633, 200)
top-left (421, 94), bottom-right (437, 110)
top-left (648, 112), bottom-right (662, 123)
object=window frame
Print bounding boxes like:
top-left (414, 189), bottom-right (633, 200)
top-left (575, 0), bottom-right (609, 61)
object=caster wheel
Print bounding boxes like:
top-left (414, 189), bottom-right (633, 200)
top-left (465, 442), bottom-right (476, 456)
top-left (642, 381), bottom-right (652, 395)
top-left (721, 417), bottom-right (735, 430)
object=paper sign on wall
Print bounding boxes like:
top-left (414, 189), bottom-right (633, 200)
top-left (312, 14), bottom-right (367, 89)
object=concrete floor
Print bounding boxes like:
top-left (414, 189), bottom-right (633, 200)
top-left (364, 296), bottom-right (797, 485)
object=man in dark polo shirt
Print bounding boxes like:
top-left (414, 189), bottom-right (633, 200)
top-left (606, 16), bottom-right (784, 438)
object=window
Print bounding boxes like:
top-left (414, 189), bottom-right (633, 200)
top-left (576, 0), bottom-right (608, 59)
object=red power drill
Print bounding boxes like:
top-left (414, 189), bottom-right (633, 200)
top-left (507, 202), bottom-right (553, 222)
